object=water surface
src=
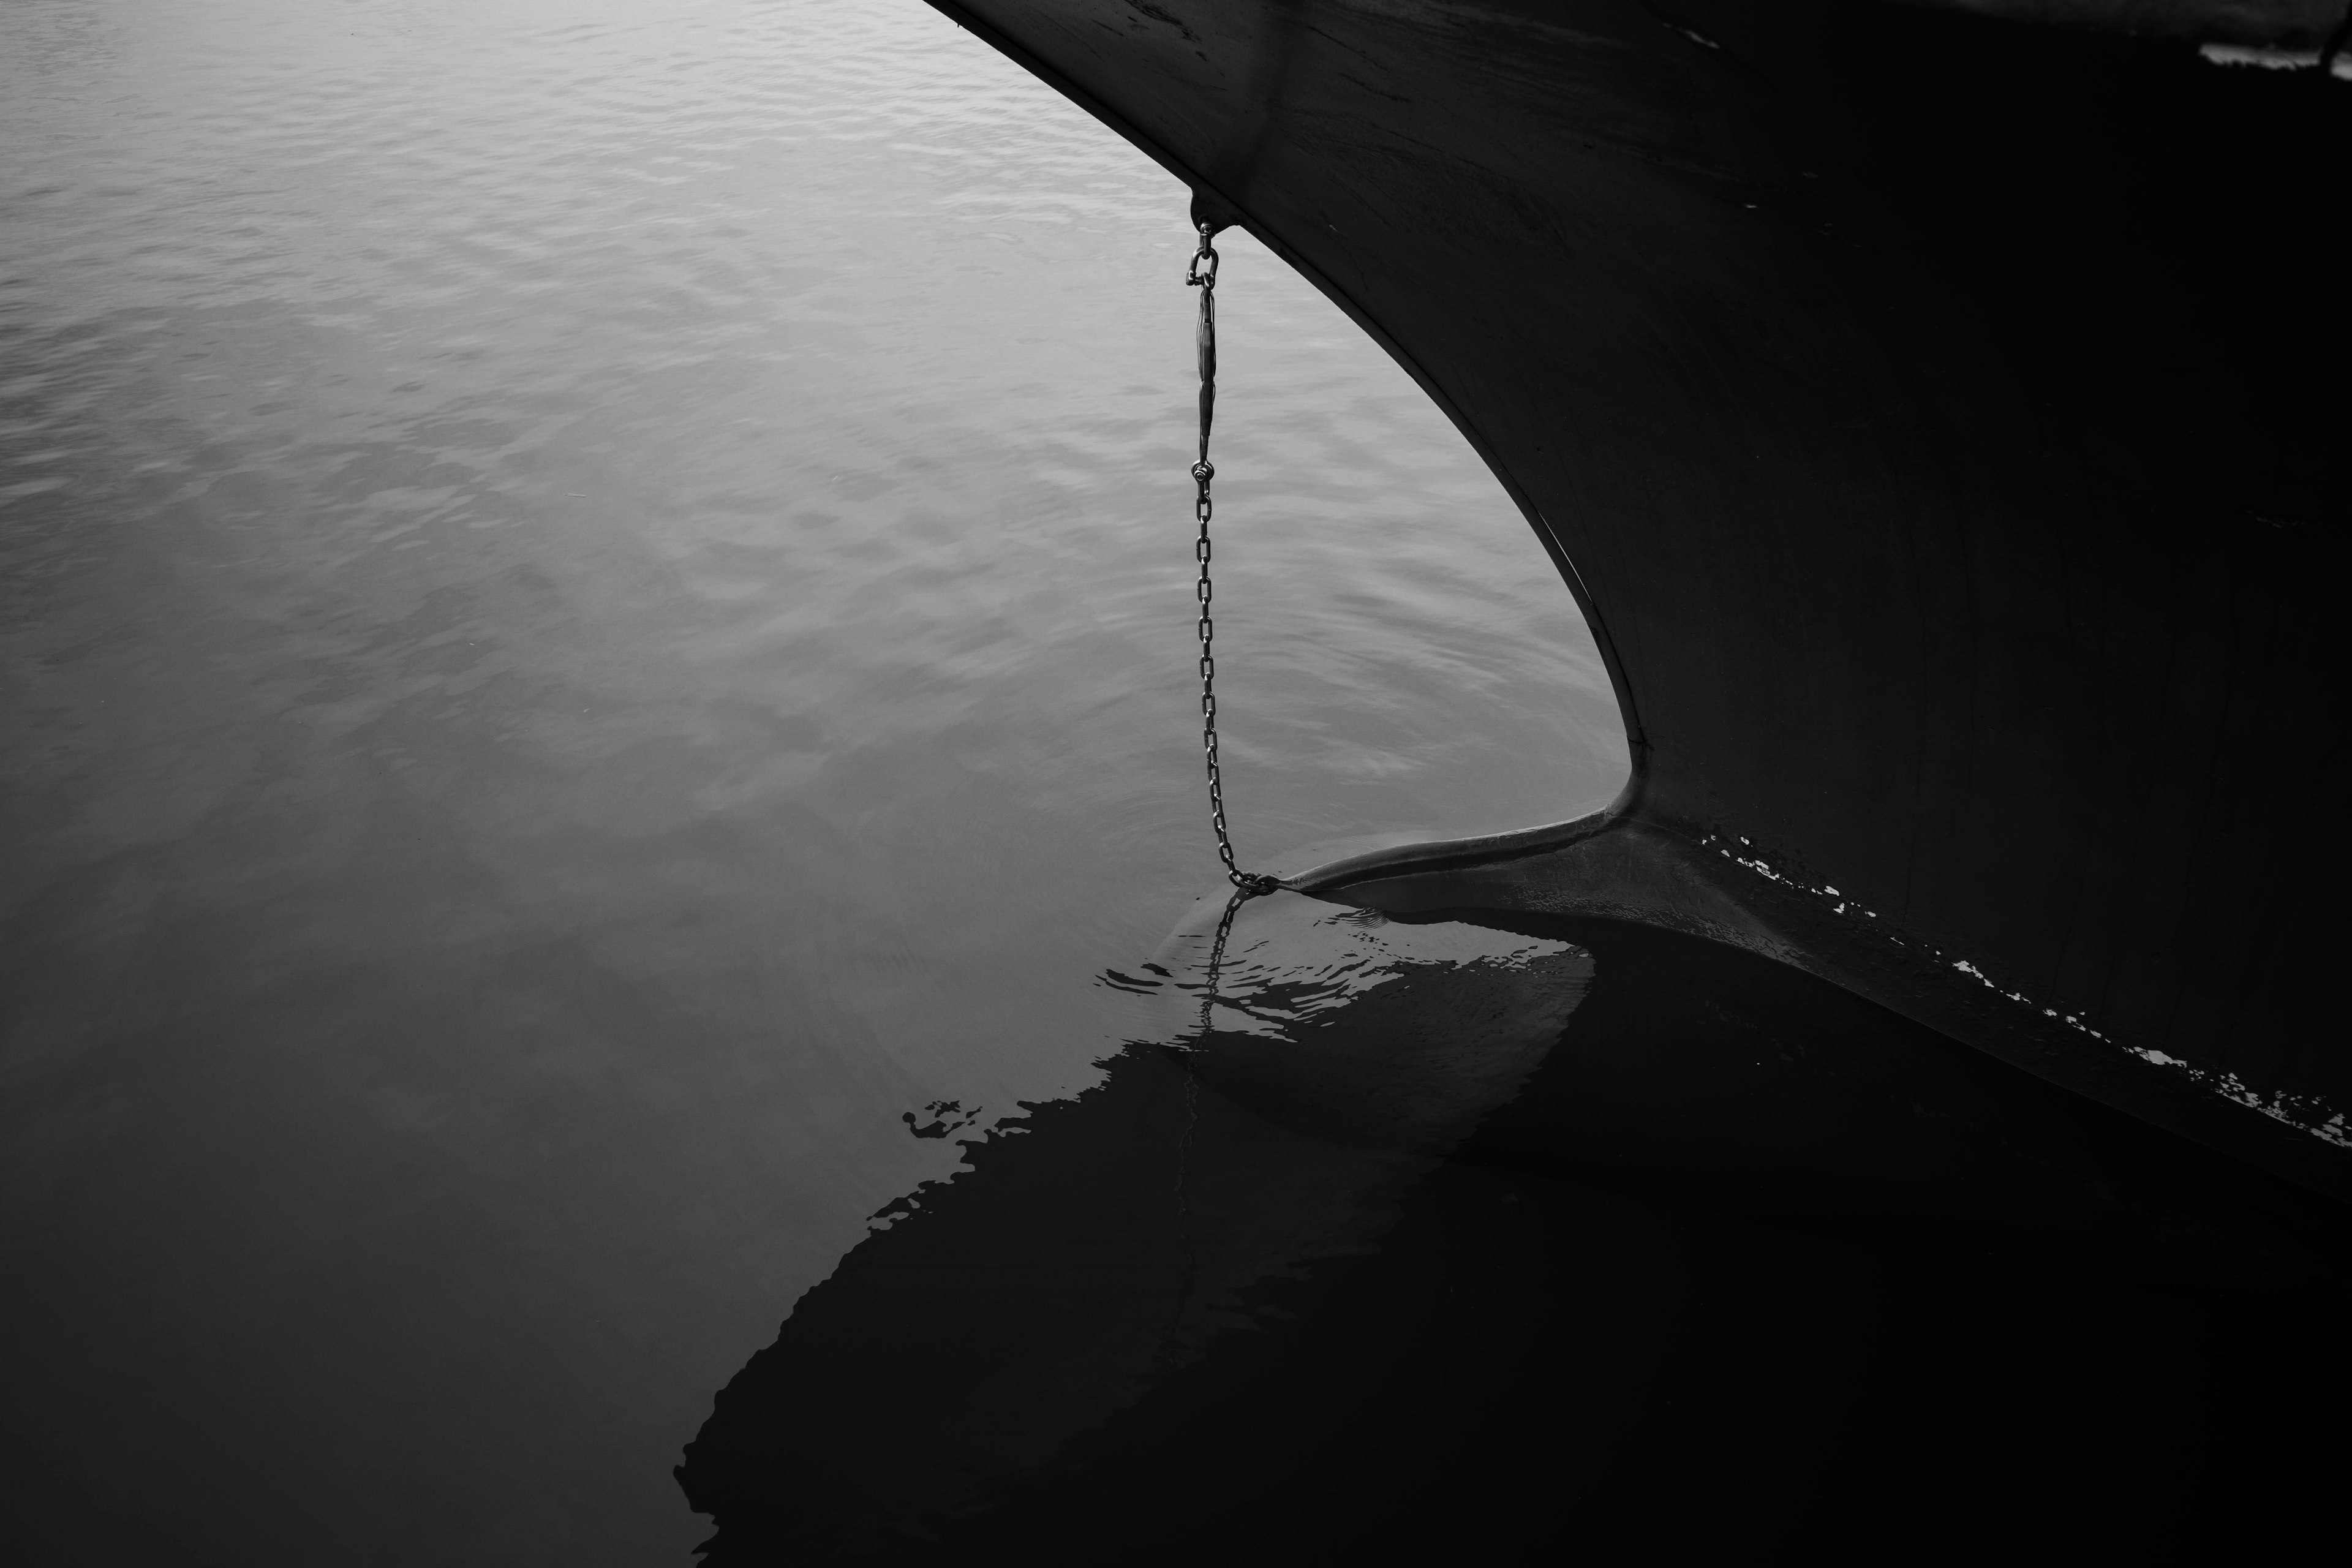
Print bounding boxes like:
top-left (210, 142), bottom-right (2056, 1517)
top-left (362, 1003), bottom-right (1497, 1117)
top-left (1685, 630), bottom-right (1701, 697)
top-left (0, 2), bottom-right (1623, 1561)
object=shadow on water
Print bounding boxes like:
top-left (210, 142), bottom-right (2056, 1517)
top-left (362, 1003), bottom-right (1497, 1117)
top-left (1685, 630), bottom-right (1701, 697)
top-left (678, 895), bottom-right (2351, 1564)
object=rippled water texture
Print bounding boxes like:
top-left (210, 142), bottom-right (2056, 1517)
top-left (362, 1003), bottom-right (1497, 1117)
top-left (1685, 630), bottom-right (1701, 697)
top-left (0, 1), bottom-right (1623, 1561)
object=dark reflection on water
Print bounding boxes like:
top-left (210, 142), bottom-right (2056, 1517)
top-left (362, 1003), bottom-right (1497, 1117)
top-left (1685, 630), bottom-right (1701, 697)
top-left (682, 898), bottom-right (2352, 1564)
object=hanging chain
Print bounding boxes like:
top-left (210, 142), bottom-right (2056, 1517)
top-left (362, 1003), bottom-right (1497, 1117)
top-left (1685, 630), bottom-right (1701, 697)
top-left (1188, 220), bottom-right (1283, 899)
top-left (1202, 881), bottom-right (1253, 1009)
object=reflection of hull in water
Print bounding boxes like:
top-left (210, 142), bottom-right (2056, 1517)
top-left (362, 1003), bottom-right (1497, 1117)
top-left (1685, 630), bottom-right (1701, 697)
top-left (677, 6), bottom-right (2352, 1553)
top-left (920, 0), bottom-right (2350, 1196)
top-left (678, 907), bottom-right (2350, 1562)
top-left (1159, 897), bottom-right (2344, 1262)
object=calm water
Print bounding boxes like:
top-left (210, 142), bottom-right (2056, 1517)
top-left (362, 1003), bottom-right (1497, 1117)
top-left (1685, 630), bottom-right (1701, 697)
top-left (1, 1), bottom-right (1622, 1562)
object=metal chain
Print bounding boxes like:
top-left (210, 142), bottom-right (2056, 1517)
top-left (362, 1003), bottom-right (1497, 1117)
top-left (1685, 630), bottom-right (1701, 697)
top-left (1202, 881), bottom-right (1252, 1005)
top-left (1187, 220), bottom-right (1283, 899)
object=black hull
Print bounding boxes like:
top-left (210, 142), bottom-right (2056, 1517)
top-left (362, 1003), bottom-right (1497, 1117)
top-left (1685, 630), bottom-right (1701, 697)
top-left (930, 0), bottom-right (2351, 1193)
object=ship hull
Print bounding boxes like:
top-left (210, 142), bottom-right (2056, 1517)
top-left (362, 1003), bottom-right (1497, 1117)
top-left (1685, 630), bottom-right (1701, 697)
top-left (930, 0), bottom-right (2348, 1192)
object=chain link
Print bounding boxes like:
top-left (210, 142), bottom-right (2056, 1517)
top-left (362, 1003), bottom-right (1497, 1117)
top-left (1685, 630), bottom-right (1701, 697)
top-left (1187, 220), bottom-right (1282, 899)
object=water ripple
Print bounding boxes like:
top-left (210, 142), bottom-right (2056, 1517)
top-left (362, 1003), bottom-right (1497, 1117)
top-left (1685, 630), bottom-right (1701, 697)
top-left (0, 3), bottom-right (1623, 1563)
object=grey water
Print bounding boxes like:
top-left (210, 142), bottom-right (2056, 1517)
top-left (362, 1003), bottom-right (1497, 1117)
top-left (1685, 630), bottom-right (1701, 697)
top-left (0, 2), bottom-right (1624, 1561)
